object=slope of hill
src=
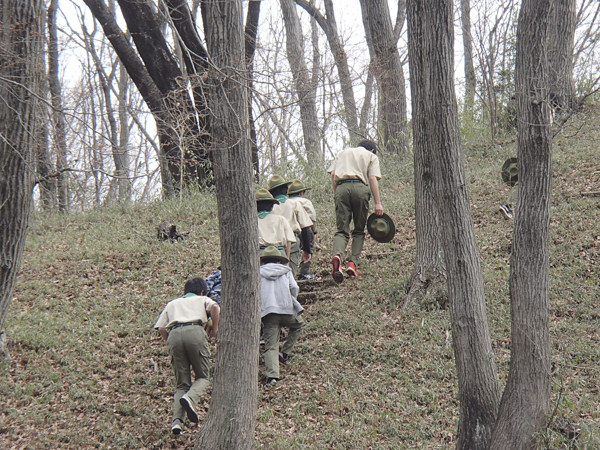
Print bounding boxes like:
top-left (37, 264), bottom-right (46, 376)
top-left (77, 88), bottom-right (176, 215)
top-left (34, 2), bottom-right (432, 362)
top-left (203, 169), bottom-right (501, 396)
top-left (1, 106), bottom-right (599, 449)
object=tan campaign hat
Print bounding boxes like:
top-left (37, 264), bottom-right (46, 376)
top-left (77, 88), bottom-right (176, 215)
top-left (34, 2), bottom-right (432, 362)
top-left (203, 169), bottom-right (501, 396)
top-left (268, 175), bottom-right (293, 191)
top-left (260, 245), bottom-right (289, 264)
top-left (501, 157), bottom-right (518, 186)
top-left (367, 213), bottom-right (396, 243)
top-left (288, 179), bottom-right (312, 195)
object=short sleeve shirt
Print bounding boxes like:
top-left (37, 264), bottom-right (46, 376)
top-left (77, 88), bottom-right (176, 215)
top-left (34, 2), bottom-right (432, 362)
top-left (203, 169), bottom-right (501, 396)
top-left (288, 196), bottom-right (316, 223)
top-left (258, 213), bottom-right (296, 248)
top-left (272, 198), bottom-right (313, 233)
top-left (154, 294), bottom-right (217, 329)
top-left (327, 146), bottom-right (381, 185)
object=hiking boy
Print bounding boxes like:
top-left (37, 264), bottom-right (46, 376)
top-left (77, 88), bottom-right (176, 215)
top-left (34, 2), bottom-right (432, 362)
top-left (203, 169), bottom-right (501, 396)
top-left (287, 179), bottom-right (317, 280)
top-left (268, 175), bottom-right (313, 277)
top-left (260, 246), bottom-right (305, 386)
top-left (256, 188), bottom-right (295, 258)
top-left (154, 277), bottom-right (220, 435)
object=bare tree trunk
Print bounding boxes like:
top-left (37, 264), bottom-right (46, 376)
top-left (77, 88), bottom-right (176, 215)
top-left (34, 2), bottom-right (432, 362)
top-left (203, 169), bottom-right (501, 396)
top-left (461, 0), bottom-right (476, 120)
top-left (245, 0), bottom-right (261, 181)
top-left (548, 0), bottom-right (576, 109)
top-left (0, 0), bottom-right (44, 354)
top-left (295, 0), bottom-right (360, 143)
top-left (407, 1), bottom-right (500, 449)
top-left (36, 78), bottom-right (57, 210)
top-left (117, 63), bottom-right (131, 201)
top-left (48, 0), bottom-right (69, 212)
top-left (279, 0), bottom-right (321, 161)
top-left (195, 0), bottom-right (260, 447)
top-left (360, 0), bottom-right (408, 154)
top-left (490, 0), bottom-right (553, 447)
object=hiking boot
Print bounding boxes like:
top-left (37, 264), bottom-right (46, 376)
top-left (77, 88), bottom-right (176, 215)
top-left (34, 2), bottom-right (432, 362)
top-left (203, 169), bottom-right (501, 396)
top-left (331, 255), bottom-right (344, 283)
top-left (279, 352), bottom-right (291, 365)
top-left (500, 204), bottom-right (514, 219)
top-left (180, 394), bottom-right (199, 423)
top-left (346, 262), bottom-right (357, 277)
top-left (297, 273), bottom-right (315, 281)
top-left (266, 377), bottom-right (278, 387)
top-left (171, 418), bottom-right (183, 435)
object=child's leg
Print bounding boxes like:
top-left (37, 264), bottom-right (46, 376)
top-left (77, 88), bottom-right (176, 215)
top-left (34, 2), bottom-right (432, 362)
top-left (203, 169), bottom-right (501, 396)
top-left (185, 326), bottom-right (211, 404)
top-left (262, 314), bottom-right (281, 380)
top-left (299, 229), bottom-right (314, 275)
top-left (168, 330), bottom-right (192, 422)
top-left (280, 314), bottom-right (305, 356)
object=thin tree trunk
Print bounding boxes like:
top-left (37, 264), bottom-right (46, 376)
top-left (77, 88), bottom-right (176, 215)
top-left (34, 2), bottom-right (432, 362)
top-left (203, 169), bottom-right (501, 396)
top-left (279, 0), bottom-right (321, 161)
top-left (245, 0), bottom-right (261, 181)
top-left (490, 0), bottom-right (553, 446)
top-left (360, 0), bottom-right (408, 154)
top-left (195, 0), bottom-right (260, 447)
top-left (48, 0), bottom-right (69, 212)
top-left (407, 0), bottom-right (500, 448)
top-left (117, 63), bottom-right (131, 201)
top-left (548, 0), bottom-right (576, 109)
top-left (0, 0), bottom-right (45, 353)
top-left (461, 0), bottom-right (476, 120)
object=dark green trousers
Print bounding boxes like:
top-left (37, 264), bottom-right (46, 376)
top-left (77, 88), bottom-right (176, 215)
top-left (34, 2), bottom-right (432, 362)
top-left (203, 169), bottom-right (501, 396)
top-left (332, 182), bottom-right (371, 263)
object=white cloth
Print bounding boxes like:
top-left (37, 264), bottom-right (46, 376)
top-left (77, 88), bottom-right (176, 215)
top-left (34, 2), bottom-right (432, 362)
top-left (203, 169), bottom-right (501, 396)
top-left (260, 263), bottom-right (303, 318)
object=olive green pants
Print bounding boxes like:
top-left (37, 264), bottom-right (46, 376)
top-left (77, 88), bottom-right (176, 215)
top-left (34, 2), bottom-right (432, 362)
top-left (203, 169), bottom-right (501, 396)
top-left (262, 313), bottom-right (305, 380)
top-left (332, 182), bottom-right (371, 263)
top-left (167, 325), bottom-right (211, 422)
top-left (289, 234), bottom-right (301, 277)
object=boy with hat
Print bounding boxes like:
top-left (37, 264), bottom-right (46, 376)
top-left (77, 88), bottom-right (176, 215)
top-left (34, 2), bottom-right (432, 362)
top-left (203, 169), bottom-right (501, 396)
top-left (327, 139), bottom-right (383, 283)
top-left (259, 246), bottom-right (305, 386)
top-left (268, 175), bottom-right (313, 277)
top-left (287, 179), bottom-right (317, 280)
top-left (256, 188), bottom-right (295, 258)
top-left (154, 277), bottom-right (220, 434)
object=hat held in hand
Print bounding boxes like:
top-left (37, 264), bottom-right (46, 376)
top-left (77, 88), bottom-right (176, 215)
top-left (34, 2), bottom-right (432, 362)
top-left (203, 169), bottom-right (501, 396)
top-left (501, 157), bottom-right (518, 186)
top-left (367, 213), bottom-right (395, 243)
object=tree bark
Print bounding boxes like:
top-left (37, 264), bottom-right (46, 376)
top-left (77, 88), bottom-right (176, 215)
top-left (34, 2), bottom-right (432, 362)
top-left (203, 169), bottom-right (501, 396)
top-left (245, 0), bottom-right (261, 181)
top-left (461, 0), bottom-right (476, 120)
top-left (48, 0), bottom-right (70, 211)
top-left (360, 0), bottom-right (408, 154)
top-left (0, 0), bottom-right (44, 350)
top-left (490, 0), bottom-right (553, 447)
top-left (548, 0), bottom-right (576, 109)
top-left (279, 0), bottom-right (321, 161)
top-left (294, 0), bottom-right (360, 143)
top-left (407, 0), bottom-right (500, 448)
top-left (195, 0), bottom-right (260, 447)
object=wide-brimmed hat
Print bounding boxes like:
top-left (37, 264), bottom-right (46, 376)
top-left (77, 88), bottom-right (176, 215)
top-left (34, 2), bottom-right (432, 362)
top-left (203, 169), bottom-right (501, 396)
top-left (288, 179), bottom-right (312, 195)
top-left (260, 246), bottom-right (289, 264)
top-left (268, 175), bottom-right (293, 191)
top-left (256, 188), bottom-right (279, 204)
top-left (367, 213), bottom-right (396, 243)
top-left (501, 157), bottom-right (518, 186)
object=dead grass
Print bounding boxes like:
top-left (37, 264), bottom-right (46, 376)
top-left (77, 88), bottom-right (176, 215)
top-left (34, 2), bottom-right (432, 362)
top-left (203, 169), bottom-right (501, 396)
top-left (1, 106), bottom-right (599, 449)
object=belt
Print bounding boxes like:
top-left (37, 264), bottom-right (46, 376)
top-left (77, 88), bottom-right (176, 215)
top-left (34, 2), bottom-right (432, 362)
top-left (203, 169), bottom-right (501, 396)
top-left (337, 179), bottom-right (365, 185)
top-left (171, 322), bottom-right (202, 329)
top-left (260, 246), bottom-right (284, 250)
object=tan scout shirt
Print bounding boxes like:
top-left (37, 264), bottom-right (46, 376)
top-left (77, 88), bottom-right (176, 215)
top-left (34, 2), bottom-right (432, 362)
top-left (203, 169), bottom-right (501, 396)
top-left (288, 196), bottom-right (316, 224)
top-left (258, 213), bottom-right (296, 248)
top-left (272, 198), bottom-right (313, 233)
top-left (327, 146), bottom-right (381, 185)
top-left (154, 294), bottom-right (216, 329)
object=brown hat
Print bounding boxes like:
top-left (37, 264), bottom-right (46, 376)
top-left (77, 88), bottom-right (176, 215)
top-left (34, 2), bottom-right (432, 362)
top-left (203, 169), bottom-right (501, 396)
top-left (288, 179), bottom-right (312, 195)
top-left (256, 188), bottom-right (279, 204)
top-left (367, 213), bottom-right (396, 243)
top-left (268, 175), bottom-right (292, 191)
top-left (260, 246), bottom-right (289, 264)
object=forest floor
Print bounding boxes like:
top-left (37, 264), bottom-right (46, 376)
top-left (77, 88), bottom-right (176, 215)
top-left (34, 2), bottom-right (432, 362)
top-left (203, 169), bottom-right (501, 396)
top-left (1, 105), bottom-right (600, 449)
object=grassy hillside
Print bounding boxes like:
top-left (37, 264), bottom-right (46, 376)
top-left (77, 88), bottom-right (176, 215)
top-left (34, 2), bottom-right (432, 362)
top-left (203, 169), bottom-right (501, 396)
top-left (1, 106), bottom-right (599, 449)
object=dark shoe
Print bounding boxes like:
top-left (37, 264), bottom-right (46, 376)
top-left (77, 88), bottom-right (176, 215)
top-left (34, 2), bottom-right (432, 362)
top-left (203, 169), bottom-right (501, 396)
top-left (500, 204), bottom-right (514, 219)
top-left (171, 418), bottom-right (183, 435)
top-left (297, 273), bottom-right (315, 281)
top-left (180, 394), bottom-right (199, 423)
top-left (266, 377), bottom-right (278, 387)
top-left (332, 255), bottom-right (344, 283)
top-left (279, 352), bottom-right (291, 365)
top-left (346, 261), bottom-right (357, 277)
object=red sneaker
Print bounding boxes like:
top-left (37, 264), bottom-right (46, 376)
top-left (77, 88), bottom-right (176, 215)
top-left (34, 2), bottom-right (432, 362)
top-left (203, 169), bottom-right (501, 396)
top-left (346, 261), bottom-right (357, 277)
top-left (331, 255), bottom-right (344, 283)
